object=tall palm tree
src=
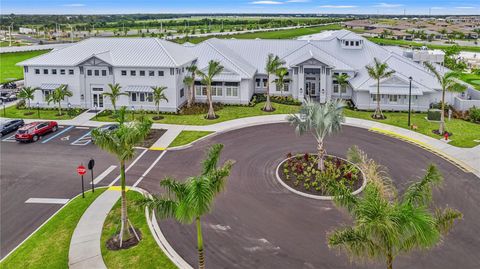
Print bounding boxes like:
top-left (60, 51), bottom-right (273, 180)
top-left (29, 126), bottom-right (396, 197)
top-left (146, 144), bottom-right (234, 269)
top-left (366, 58), bottom-right (396, 119)
top-left (196, 60), bottom-right (224, 119)
top-left (424, 62), bottom-right (467, 135)
top-left (186, 63), bottom-right (199, 107)
top-left (103, 83), bottom-right (127, 114)
top-left (183, 76), bottom-right (194, 107)
top-left (151, 86), bottom-right (169, 118)
top-left (17, 86), bottom-right (37, 108)
top-left (328, 148), bottom-right (462, 269)
top-left (46, 84), bottom-right (73, 116)
top-left (287, 98), bottom-right (345, 171)
top-left (333, 73), bottom-right (349, 100)
top-left (264, 53), bottom-right (285, 112)
top-left (275, 67), bottom-right (288, 97)
top-left (91, 107), bottom-right (152, 247)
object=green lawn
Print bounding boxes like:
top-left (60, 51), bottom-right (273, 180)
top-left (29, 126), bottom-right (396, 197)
top-left (176, 24), bottom-right (344, 44)
top-left (0, 189), bottom-right (106, 269)
top-left (0, 50), bottom-right (50, 83)
top-left (169, 130), bottom-right (214, 147)
top-left (367, 37), bottom-right (480, 53)
top-left (344, 109), bottom-right (480, 148)
top-left (453, 73), bottom-right (480, 90)
top-left (2, 106), bottom-right (85, 120)
top-left (101, 191), bottom-right (177, 269)
top-left (95, 102), bottom-right (300, 125)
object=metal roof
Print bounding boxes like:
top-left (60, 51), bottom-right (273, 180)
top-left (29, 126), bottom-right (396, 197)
top-left (367, 87), bottom-right (424, 96)
top-left (40, 83), bottom-right (62, 90)
top-left (124, 85), bottom-right (154, 93)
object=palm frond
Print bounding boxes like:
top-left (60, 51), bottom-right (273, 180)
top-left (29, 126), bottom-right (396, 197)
top-left (402, 164), bottom-right (442, 206)
top-left (201, 144), bottom-right (224, 175)
top-left (328, 227), bottom-right (377, 261)
top-left (435, 207), bottom-right (463, 235)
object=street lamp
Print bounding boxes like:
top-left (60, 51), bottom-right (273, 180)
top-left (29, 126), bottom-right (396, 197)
top-left (36, 102), bottom-right (40, 119)
top-left (131, 105), bottom-right (135, 120)
top-left (68, 103), bottom-right (72, 118)
top-left (408, 76), bottom-right (413, 128)
top-left (94, 105), bottom-right (98, 120)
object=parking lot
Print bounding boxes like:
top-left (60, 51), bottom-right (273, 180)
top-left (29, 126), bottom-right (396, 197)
top-left (0, 124), bottom-right (165, 257)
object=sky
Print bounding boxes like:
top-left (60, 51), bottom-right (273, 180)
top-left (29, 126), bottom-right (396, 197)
top-left (1, 0), bottom-right (479, 15)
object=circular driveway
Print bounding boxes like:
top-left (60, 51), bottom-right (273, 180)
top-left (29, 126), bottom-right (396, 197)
top-left (139, 123), bottom-right (480, 269)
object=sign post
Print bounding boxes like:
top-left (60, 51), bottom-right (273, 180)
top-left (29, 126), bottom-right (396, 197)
top-left (88, 159), bottom-right (95, 193)
top-left (77, 164), bottom-right (87, 198)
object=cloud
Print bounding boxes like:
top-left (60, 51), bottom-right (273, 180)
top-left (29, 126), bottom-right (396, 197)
top-left (318, 5), bottom-right (357, 8)
top-left (455, 6), bottom-right (474, 9)
top-left (430, 7), bottom-right (444, 10)
top-left (286, 0), bottom-right (310, 2)
top-left (62, 3), bottom-right (86, 7)
top-left (373, 3), bottom-right (404, 8)
top-left (249, 1), bottom-right (283, 4)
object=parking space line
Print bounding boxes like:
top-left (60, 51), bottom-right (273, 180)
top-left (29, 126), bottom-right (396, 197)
top-left (2, 134), bottom-right (16, 142)
top-left (108, 148), bottom-right (149, 186)
top-left (25, 198), bottom-right (69, 204)
top-left (75, 126), bottom-right (89, 130)
top-left (132, 150), bottom-right (167, 187)
top-left (71, 130), bottom-right (92, 146)
top-left (93, 165), bottom-right (117, 185)
top-left (41, 126), bottom-right (74, 144)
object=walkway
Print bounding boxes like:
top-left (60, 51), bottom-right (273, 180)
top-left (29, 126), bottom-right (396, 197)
top-left (68, 190), bottom-right (120, 269)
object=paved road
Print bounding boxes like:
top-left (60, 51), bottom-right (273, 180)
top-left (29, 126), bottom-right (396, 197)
top-left (140, 123), bottom-right (480, 269)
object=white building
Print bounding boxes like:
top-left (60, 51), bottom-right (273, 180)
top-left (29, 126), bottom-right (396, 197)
top-left (18, 30), bottom-right (455, 112)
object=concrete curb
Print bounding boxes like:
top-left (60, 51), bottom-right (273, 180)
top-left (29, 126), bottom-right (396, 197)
top-left (275, 155), bottom-right (367, 200)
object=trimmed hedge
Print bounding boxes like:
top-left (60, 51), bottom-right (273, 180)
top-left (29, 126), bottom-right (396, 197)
top-left (427, 109), bottom-right (442, 121)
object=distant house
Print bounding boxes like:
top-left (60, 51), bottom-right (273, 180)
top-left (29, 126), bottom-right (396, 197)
top-left (19, 27), bottom-right (36, 35)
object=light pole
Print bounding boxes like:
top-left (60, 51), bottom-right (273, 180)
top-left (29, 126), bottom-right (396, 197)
top-left (408, 76), bottom-right (413, 128)
top-left (131, 105), bottom-right (135, 120)
top-left (3, 103), bottom-right (5, 117)
top-left (36, 102), bottom-right (40, 119)
top-left (94, 105), bottom-right (98, 120)
top-left (68, 103), bottom-right (72, 118)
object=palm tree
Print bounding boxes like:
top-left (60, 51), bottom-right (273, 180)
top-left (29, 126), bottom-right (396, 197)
top-left (424, 62), bottom-right (467, 135)
top-left (366, 58), bottom-right (396, 119)
top-left (103, 83), bottom-right (127, 114)
top-left (17, 86), bottom-right (37, 108)
top-left (183, 76), bottom-right (194, 107)
top-left (92, 107), bottom-right (152, 248)
top-left (328, 147), bottom-right (462, 269)
top-left (186, 63), bottom-right (199, 107)
top-left (287, 98), bottom-right (345, 171)
top-left (46, 84), bottom-right (73, 116)
top-left (333, 73), bottom-right (349, 100)
top-left (275, 67), bottom-right (288, 97)
top-left (196, 60), bottom-right (224, 119)
top-left (264, 53), bottom-right (285, 112)
top-left (151, 86), bottom-right (169, 119)
top-left (146, 144), bottom-right (234, 269)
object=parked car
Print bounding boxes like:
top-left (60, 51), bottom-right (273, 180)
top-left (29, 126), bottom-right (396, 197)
top-left (15, 121), bottom-right (58, 142)
top-left (0, 119), bottom-right (24, 138)
top-left (0, 93), bottom-right (17, 103)
top-left (91, 124), bottom-right (119, 143)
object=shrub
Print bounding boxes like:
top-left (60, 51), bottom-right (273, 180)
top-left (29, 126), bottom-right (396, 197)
top-left (250, 94), bottom-right (301, 106)
top-left (16, 99), bottom-right (26, 109)
top-left (469, 106), bottom-right (480, 123)
top-left (427, 109), bottom-right (442, 121)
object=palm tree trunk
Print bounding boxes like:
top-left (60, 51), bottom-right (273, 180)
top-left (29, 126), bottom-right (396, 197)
top-left (157, 104), bottom-right (160, 117)
top-left (374, 80), bottom-right (382, 119)
top-left (317, 140), bottom-right (325, 171)
top-left (119, 160), bottom-right (131, 247)
top-left (386, 251), bottom-right (393, 269)
top-left (439, 88), bottom-right (446, 135)
top-left (191, 75), bottom-right (196, 105)
top-left (264, 75), bottom-right (273, 112)
top-left (58, 102), bottom-right (62, 116)
top-left (206, 85), bottom-right (216, 119)
top-left (196, 217), bottom-right (205, 269)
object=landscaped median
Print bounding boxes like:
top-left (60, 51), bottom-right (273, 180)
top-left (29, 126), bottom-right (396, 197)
top-left (1, 105), bottom-right (85, 120)
top-left (168, 130), bottom-right (214, 148)
top-left (0, 188), bottom-right (105, 269)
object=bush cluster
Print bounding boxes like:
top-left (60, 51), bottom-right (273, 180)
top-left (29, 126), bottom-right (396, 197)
top-left (250, 94), bottom-right (301, 106)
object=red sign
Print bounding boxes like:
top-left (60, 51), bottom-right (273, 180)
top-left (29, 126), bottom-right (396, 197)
top-left (77, 165), bottom-right (87, 175)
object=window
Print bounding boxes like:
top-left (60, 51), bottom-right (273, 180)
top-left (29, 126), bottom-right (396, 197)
top-left (256, 79), bottom-right (261, 87)
top-left (355, 41), bottom-right (360, 46)
top-left (149, 71), bottom-right (154, 76)
top-left (94, 70), bottom-right (99, 76)
top-left (139, 92), bottom-right (145, 102)
top-left (131, 92), bottom-right (137, 102)
top-left (24, 66), bottom-right (29, 73)
top-left (212, 86), bottom-right (223, 96)
top-left (195, 85), bottom-right (207, 96)
top-left (69, 69), bottom-right (74, 75)
top-left (140, 70), bottom-right (145, 76)
top-left (61, 69), bottom-right (66, 75)
top-left (52, 69), bottom-right (57, 75)
top-left (121, 70), bottom-right (127, 76)
top-left (102, 70), bottom-right (107, 76)
top-left (389, 95), bottom-right (398, 103)
top-left (180, 88), bottom-right (185, 97)
top-left (170, 68), bottom-right (174, 76)
top-left (158, 70), bottom-right (164, 76)
top-left (263, 79), bottom-right (268, 88)
top-left (92, 87), bottom-right (103, 91)
top-left (43, 69), bottom-right (48, 75)
top-left (80, 67), bottom-right (84, 74)
top-left (226, 82), bottom-right (239, 97)
top-left (43, 90), bottom-right (52, 101)
top-left (147, 93), bottom-right (153, 102)
top-left (341, 85), bottom-right (347, 94)
top-left (333, 84), bottom-right (339, 93)
top-left (131, 70), bottom-right (136, 76)
top-left (372, 94), bottom-right (379, 102)
top-left (87, 70), bottom-right (92, 76)
top-left (35, 69), bottom-right (40, 74)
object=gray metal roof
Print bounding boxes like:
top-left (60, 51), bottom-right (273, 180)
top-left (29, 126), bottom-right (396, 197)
top-left (40, 83), bottom-right (62, 90)
top-left (18, 38), bottom-right (195, 68)
top-left (124, 85), bottom-right (154, 92)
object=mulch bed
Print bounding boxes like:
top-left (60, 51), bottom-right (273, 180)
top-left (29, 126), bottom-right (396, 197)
top-left (106, 227), bottom-right (142, 250)
top-left (136, 129), bottom-right (166, 148)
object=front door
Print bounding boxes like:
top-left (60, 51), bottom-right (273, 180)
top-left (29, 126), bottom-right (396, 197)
top-left (305, 82), bottom-right (316, 98)
top-left (92, 93), bottom-right (104, 108)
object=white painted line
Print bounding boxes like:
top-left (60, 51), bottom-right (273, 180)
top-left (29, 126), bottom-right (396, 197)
top-left (75, 126), bottom-right (90, 130)
top-left (71, 130), bottom-right (92, 146)
top-left (25, 198), bottom-right (69, 204)
top-left (93, 165), bottom-right (117, 185)
top-left (132, 150), bottom-right (167, 187)
top-left (2, 134), bottom-right (16, 142)
top-left (58, 125), bottom-right (65, 129)
top-left (42, 125), bottom-right (74, 143)
top-left (108, 148), bottom-right (149, 186)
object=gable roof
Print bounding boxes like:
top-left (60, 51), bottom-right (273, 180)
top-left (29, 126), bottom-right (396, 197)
top-left (18, 38), bottom-right (196, 67)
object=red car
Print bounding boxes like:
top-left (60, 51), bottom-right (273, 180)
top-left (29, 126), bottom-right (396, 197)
top-left (15, 121), bottom-right (58, 142)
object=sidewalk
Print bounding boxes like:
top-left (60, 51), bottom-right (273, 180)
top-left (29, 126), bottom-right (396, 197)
top-left (68, 190), bottom-right (120, 269)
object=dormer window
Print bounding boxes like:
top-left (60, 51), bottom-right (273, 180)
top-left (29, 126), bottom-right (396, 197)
top-left (341, 39), bottom-right (363, 49)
